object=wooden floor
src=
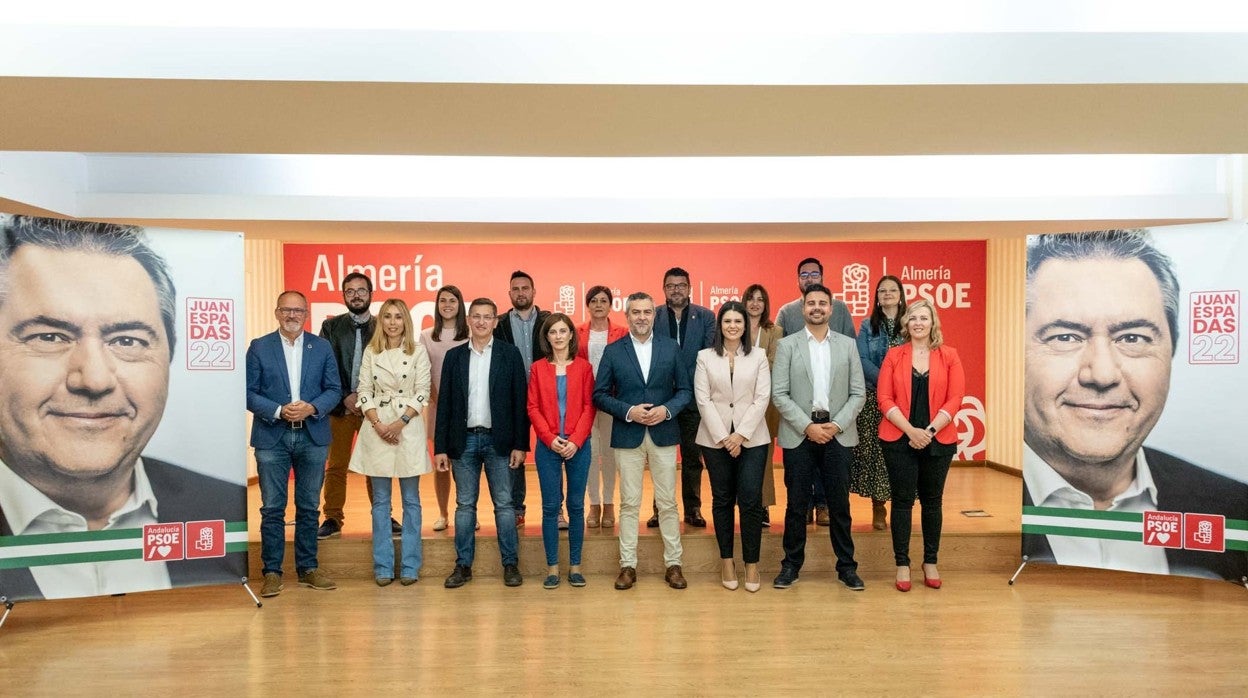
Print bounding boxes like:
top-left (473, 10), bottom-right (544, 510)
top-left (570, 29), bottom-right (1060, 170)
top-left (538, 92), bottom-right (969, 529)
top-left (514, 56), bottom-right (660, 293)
top-left (3, 467), bottom-right (1245, 696)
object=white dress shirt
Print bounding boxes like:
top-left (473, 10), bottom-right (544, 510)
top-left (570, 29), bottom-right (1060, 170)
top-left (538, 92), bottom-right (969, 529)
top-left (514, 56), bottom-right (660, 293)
top-left (631, 332), bottom-right (654, 383)
top-left (805, 327), bottom-right (832, 412)
top-left (467, 338), bottom-right (494, 428)
top-left (276, 330), bottom-right (304, 419)
top-left (1023, 444), bottom-right (1168, 575)
top-left (0, 457), bottom-right (171, 598)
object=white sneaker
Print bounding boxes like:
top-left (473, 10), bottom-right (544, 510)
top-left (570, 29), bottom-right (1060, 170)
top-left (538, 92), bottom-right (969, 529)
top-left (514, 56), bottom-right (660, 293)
top-left (432, 517), bottom-right (448, 531)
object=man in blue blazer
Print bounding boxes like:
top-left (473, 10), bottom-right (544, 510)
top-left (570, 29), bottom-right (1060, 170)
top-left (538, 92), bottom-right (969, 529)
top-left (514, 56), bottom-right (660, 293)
top-left (435, 297), bottom-right (529, 588)
top-left (651, 266), bottom-right (716, 528)
top-left (593, 292), bottom-right (693, 590)
top-left (246, 291), bottom-right (342, 598)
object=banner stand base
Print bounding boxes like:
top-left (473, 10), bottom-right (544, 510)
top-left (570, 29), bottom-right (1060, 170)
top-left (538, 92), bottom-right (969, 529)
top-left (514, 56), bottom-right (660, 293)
top-left (1008, 556), bottom-right (1030, 586)
top-left (241, 577), bottom-right (263, 608)
top-left (0, 598), bottom-right (13, 630)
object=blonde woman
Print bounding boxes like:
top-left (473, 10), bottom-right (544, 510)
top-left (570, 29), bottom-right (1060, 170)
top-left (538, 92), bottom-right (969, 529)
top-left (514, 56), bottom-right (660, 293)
top-left (350, 299), bottom-right (433, 586)
top-left (878, 299), bottom-right (965, 592)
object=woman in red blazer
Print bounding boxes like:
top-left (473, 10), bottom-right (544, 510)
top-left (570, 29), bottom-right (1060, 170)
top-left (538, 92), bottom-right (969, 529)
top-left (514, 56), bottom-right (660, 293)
top-left (877, 299), bottom-right (965, 592)
top-left (576, 285), bottom-right (630, 529)
top-left (528, 313), bottom-right (597, 589)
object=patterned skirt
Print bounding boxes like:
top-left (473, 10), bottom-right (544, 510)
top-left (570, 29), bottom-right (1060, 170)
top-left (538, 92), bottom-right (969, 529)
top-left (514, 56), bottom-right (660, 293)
top-left (851, 389), bottom-right (891, 501)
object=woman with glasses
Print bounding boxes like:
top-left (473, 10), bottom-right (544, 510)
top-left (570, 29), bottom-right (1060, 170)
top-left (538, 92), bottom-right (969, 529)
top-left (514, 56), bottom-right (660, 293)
top-left (420, 286), bottom-right (470, 532)
top-left (576, 285), bottom-right (629, 529)
top-left (853, 275), bottom-right (907, 530)
top-left (349, 298), bottom-right (433, 586)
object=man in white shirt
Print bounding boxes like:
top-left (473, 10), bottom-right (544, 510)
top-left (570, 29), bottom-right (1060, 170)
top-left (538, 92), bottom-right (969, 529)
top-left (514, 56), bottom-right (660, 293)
top-left (246, 290), bottom-right (343, 597)
top-left (771, 284), bottom-right (867, 590)
top-left (436, 298), bottom-right (529, 588)
top-left (593, 292), bottom-right (693, 590)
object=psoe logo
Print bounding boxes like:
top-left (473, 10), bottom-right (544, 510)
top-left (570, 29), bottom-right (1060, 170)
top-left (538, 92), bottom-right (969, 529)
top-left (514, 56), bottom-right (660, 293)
top-left (186, 520), bottom-right (227, 559)
top-left (1142, 510), bottom-right (1182, 548)
top-left (1183, 513), bottom-right (1225, 553)
top-left (143, 523), bottom-right (186, 562)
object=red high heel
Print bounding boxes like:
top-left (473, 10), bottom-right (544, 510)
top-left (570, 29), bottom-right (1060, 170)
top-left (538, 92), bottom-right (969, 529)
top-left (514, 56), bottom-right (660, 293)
top-left (922, 565), bottom-right (942, 589)
top-left (895, 567), bottom-right (911, 592)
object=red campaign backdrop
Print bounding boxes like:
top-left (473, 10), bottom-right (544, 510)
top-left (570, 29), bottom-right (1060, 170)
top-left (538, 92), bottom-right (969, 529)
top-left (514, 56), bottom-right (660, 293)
top-left (284, 241), bottom-right (987, 459)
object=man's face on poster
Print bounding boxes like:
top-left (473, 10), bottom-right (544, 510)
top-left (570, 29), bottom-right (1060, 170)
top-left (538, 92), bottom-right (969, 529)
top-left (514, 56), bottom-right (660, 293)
top-left (1024, 256), bottom-right (1172, 474)
top-left (0, 246), bottom-right (170, 493)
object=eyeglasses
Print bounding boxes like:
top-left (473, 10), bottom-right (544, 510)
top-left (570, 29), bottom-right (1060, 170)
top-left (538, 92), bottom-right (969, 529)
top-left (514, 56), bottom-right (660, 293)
top-left (343, 288), bottom-right (370, 298)
top-left (469, 314), bottom-right (496, 322)
top-left (663, 283), bottom-right (690, 291)
top-left (277, 307), bottom-right (307, 316)
top-left (798, 272), bottom-right (822, 281)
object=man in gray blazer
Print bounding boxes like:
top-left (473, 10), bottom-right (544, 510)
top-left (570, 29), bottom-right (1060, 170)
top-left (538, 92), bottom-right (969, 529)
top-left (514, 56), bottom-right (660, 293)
top-left (771, 284), bottom-right (867, 590)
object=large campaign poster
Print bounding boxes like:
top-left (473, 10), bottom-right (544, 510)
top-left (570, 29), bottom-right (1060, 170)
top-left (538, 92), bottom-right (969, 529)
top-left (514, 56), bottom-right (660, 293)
top-left (1021, 221), bottom-right (1248, 582)
top-left (283, 240), bottom-right (988, 459)
top-left (0, 214), bottom-right (248, 602)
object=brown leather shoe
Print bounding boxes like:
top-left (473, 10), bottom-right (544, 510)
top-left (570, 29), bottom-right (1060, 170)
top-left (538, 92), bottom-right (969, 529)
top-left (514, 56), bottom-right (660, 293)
top-left (665, 565), bottom-right (688, 589)
top-left (872, 500), bottom-right (888, 530)
top-left (614, 566), bottom-right (637, 590)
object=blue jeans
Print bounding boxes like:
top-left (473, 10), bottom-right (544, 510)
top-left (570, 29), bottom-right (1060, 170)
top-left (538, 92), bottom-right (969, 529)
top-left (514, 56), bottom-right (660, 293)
top-left (451, 432), bottom-right (519, 567)
top-left (535, 440), bottom-right (591, 566)
top-left (255, 428), bottom-right (329, 576)
top-left (370, 475), bottom-right (423, 579)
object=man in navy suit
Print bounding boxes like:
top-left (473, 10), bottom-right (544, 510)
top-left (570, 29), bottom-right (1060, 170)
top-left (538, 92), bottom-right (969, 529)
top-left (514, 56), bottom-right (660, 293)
top-left (435, 297), bottom-right (529, 588)
top-left (246, 290), bottom-right (342, 598)
top-left (650, 267), bottom-right (716, 528)
top-left (593, 291), bottom-right (693, 590)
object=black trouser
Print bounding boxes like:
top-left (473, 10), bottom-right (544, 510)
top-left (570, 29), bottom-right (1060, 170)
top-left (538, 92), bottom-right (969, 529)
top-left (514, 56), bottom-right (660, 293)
top-left (652, 405), bottom-right (704, 516)
top-left (882, 440), bottom-right (953, 566)
top-left (704, 444), bottom-right (767, 564)
top-left (780, 437), bottom-right (857, 575)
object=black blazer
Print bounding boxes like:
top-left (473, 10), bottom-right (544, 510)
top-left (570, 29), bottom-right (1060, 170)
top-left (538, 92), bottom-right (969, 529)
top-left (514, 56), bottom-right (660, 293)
top-left (434, 340), bottom-right (530, 459)
top-left (0, 458), bottom-right (247, 602)
top-left (493, 307), bottom-right (551, 364)
top-left (319, 311), bottom-right (376, 415)
top-left (1023, 447), bottom-right (1248, 582)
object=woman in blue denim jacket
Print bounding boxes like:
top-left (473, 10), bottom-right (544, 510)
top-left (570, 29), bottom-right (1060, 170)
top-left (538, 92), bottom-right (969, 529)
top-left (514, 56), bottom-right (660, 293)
top-left (853, 275), bottom-right (906, 530)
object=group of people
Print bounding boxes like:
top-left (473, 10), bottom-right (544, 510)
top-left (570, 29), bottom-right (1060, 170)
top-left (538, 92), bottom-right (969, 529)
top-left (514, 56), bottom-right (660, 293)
top-left (245, 257), bottom-right (965, 596)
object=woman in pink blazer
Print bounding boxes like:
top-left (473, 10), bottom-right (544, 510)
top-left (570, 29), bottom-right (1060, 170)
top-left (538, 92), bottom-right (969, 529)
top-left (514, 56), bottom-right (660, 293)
top-left (877, 299), bottom-right (965, 592)
top-left (694, 301), bottom-right (772, 592)
top-left (528, 313), bottom-right (597, 589)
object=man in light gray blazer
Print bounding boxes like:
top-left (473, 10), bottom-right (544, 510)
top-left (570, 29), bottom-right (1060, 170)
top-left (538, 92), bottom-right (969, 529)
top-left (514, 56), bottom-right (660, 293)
top-left (770, 284), bottom-right (867, 591)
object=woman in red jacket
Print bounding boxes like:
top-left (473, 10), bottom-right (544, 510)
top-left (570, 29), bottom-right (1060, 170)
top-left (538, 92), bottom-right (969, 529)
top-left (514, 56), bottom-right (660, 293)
top-left (877, 299), bottom-right (965, 592)
top-left (529, 313), bottom-right (597, 589)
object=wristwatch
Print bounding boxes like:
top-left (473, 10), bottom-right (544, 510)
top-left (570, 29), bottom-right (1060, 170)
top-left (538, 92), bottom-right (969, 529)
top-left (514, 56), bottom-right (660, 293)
top-left (400, 414), bottom-right (412, 424)
top-left (925, 425), bottom-right (937, 435)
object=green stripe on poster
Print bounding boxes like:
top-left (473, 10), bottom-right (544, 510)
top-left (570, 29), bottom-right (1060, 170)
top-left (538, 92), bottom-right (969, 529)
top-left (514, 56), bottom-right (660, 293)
top-left (1022, 525), bottom-right (1139, 542)
top-left (1226, 519), bottom-right (1248, 531)
top-left (0, 528), bottom-right (140, 547)
top-left (0, 549), bottom-right (141, 569)
top-left (1227, 540), bottom-right (1248, 552)
top-left (0, 521), bottom-right (249, 548)
top-left (1022, 506), bottom-right (1140, 523)
top-left (225, 542), bottom-right (249, 553)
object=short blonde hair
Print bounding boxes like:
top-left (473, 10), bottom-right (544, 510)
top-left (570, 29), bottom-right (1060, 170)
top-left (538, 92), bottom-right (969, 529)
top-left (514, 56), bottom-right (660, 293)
top-left (899, 298), bottom-right (944, 348)
top-left (367, 298), bottom-right (417, 355)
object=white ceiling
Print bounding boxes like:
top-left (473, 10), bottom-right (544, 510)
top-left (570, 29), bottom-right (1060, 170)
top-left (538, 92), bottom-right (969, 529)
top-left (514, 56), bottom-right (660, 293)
top-left (2, 4), bottom-right (1247, 232)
